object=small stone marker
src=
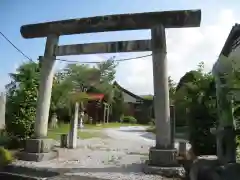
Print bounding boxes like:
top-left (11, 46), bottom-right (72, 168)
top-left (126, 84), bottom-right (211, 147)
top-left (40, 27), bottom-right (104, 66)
top-left (78, 111), bottom-right (84, 129)
top-left (60, 134), bottom-right (68, 148)
top-left (178, 141), bottom-right (187, 157)
top-left (50, 113), bottom-right (58, 129)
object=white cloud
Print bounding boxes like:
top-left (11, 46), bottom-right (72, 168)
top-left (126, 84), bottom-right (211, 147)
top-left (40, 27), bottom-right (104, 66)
top-left (115, 9), bottom-right (239, 95)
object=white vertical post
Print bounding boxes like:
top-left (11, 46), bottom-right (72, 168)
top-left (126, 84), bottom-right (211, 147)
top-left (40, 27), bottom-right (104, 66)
top-left (69, 102), bottom-right (79, 149)
top-left (107, 105), bottom-right (109, 123)
top-left (103, 103), bottom-right (106, 124)
top-left (0, 92), bottom-right (6, 130)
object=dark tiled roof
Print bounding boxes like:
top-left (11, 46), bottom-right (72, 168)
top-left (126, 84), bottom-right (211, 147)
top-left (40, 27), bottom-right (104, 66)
top-left (113, 81), bottom-right (152, 102)
top-left (220, 23), bottom-right (240, 57)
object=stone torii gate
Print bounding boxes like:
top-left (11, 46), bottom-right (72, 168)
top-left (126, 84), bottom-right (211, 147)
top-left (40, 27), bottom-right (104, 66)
top-left (19, 10), bottom-right (201, 165)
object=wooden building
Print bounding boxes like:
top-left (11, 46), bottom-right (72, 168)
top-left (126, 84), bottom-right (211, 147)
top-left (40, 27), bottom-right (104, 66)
top-left (113, 81), bottom-right (153, 124)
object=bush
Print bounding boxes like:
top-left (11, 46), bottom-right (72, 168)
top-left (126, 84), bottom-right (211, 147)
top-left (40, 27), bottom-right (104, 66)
top-left (5, 62), bottom-right (39, 142)
top-left (188, 104), bottom-right (217, 156)
top-left (6, 88), bottom-right (37, 141)
top-left (121, 116), bottom-right (137, 124)
top-left (148, 119), bottom-right (155, 126)
top-left (0, 147), bottom-right (13, 167)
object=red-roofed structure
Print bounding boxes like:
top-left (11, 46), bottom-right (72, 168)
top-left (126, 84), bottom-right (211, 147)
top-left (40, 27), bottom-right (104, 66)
top-left (84, 93), bottom-right (108, 124)
top-left (87, 93), bottom-right (105, 100)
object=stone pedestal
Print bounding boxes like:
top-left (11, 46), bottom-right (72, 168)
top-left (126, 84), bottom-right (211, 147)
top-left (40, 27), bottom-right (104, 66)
top-left (144, 147), bottom-right (183, 177)
top-left (148, 147), bottom-right (178, 166)
top-left (144, 147), bottom-right (182, 177)
top-left (17, 138), bottom-right (58, 162)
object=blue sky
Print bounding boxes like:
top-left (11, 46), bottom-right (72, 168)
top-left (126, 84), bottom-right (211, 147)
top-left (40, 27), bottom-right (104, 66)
top-left (1, 0), bottom-right (240, 94)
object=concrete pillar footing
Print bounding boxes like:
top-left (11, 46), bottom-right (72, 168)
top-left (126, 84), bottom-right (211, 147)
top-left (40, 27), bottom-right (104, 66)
top-left (17, 138), bottom-right (58, 162)
top-left (143, 160), bottom-right (184, 178)
top-left (148, 147), bottom-right (178, 167)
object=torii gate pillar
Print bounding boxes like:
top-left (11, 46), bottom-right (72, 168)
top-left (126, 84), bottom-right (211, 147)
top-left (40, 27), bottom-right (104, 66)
top-left (148, 24), bottom-right (177, 164)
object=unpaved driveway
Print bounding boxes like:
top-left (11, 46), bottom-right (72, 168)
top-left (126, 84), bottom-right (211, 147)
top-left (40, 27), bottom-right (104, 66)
top-left (14, 126), bottom-right (185, 180)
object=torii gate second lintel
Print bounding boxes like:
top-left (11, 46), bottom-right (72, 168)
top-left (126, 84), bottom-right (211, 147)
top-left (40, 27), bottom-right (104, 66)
top-left (20, 9), bottom-right (201, 39)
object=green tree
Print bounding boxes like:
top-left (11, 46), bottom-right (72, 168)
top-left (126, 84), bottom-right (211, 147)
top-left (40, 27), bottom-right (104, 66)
top-left (175, 62), bottom-right (217, 155)
top-left (5, 62), bottom-right (40, 142)
top-left (51, 58), bottom-right (118, 122)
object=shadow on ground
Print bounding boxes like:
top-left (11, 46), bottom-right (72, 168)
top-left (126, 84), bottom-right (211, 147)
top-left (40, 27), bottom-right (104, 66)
top-left (118, 129), bottom-right (148, 133)
top-left (140, 132), bottom-right (155, 140)
top-left (51, 162), bottom-right (144, 174)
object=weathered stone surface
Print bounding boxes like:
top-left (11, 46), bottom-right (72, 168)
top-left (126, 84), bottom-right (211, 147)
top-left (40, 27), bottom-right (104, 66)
top-left (56, 40), bottom-right (151, 56)
top-left (188, 156), bottom-right (219, 180)
top-left (21, 10), bottom-right (201, 39)
top-left (143, 160), bottom-right (184, 178)
top-left (2, 164), bottom-right (59, 179)
top-left (216, 163), bottom-right (240, 180)
top-left (151, 24), bottom-right (172, 148)
top-left (68, 102), bottom-right (78, 149)
top-left (25, 139), bottom-right (54, 153)
top-left (148, 147), bottom-right (178, 166)
top-left (34, 35), bottom-right (59, 138)
top-left (17, 150), bottom-right (58, 162)
top-left (0, 172), bottom-right (44, 180)
top-left (215, 127), bottom-right (236, 164)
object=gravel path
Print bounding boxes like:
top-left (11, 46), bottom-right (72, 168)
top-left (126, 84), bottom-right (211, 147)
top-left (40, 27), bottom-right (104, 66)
top-left (13, 126), bottom-right (184, 180)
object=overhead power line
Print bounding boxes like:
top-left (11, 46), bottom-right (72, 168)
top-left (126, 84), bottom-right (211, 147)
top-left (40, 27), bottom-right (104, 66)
top-left (55, 54), bottom-right (152, 64)
top-left (0, 31), bottom-right (34, 62)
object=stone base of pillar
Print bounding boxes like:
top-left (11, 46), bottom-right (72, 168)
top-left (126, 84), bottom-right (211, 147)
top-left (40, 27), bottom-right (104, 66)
top-left (17, 138), bottom-right (58, 162)
top-left (143, 147), bottom-right (184, 177)
top-left (148, 147), bottom-right (178, 166)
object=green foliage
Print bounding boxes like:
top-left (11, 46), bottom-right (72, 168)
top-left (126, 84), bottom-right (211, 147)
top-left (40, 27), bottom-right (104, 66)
top-left (121, 116), bottom-right (137, 124)
top-left (141, 95), bottom-right (153, 100)
top-left (111, 86), bottom-right (124, 121)
top-left (0, 147), bottom-right (13, 166)
top-left (134, 103), bottom-right (153, 124)
top-left (148, 119), bottom-right (155, 126)
top-left (51, 58), bottom-right (118, 123)
top-left (5, 62), bottom-right (39, 141)
top-left (175, 62), bottom-right (217, 155)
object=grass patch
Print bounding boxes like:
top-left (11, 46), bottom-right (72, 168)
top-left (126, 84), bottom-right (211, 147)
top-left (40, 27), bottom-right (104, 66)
top-left (146, 126), bottom-right (155, 133)
top-left (84, 122), bottom-right (145, 129)
top-left (78, 131), bottom-right (103, 139)
top-left (47, 123), bottom-right (107, 140)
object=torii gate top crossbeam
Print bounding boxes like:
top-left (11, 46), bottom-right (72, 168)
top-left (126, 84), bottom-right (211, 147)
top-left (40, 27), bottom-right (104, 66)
top-left (21, 9), bottom-right (201, 39)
